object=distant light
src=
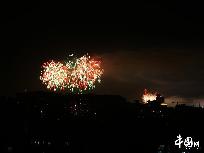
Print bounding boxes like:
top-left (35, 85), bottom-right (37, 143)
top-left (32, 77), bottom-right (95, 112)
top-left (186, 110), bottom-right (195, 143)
top-left (65, 141), bottom-right (70, 146)
top-left (7, 146), bottom-right (13, 152)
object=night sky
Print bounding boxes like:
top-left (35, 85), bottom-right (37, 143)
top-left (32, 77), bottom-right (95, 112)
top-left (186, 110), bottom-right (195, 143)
top-left (1, 2), bottom-right (204, 106)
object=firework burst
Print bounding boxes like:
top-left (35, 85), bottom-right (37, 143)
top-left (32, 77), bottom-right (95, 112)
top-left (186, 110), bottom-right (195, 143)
top-left (142, 89), bottom-right (157, 103)
top-left (40, 60), bottom-right (70, 91)
top-left (66, 54), bottom-right (104, 92)
top-left (40, 54), bottom-right (104, 93)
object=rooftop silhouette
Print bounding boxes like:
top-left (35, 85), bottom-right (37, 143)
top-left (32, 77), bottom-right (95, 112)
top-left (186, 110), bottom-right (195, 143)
top-left (2, 91), bottom-right (203, 153)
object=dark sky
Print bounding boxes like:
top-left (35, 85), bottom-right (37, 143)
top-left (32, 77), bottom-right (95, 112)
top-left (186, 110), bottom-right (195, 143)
top-left (1, 2), bottom-right (204, 105)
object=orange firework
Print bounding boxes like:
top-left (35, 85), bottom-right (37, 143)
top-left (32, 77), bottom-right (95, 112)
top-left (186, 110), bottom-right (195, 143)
top-left (142, 89), bottom-right (157, 103)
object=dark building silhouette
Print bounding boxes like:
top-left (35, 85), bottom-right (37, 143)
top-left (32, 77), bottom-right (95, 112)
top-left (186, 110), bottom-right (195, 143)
top-left (2, 91), bottom-right (204, 153)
